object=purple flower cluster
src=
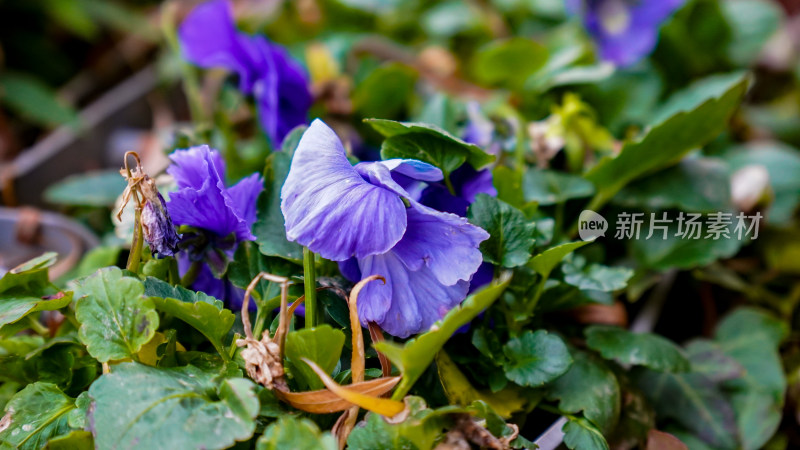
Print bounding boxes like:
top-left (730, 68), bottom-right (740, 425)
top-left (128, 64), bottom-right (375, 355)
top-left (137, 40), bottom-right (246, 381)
top-left (567, 0), bottom-right (684, 67)
top-left (281, 120), bottom-right (490, 337)
top-left (179, 0), bottom-right (312, 146)
top-left (166, 145), bottom-right (263, 301)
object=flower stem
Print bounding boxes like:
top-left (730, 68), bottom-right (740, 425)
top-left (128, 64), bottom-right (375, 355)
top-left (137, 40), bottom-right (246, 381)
top-left (26, 316), bottom-right (49, 336)
top-left (127, 205), bottom-right (144, 274)
top-left (181, 261), bottom-right (202, 287)
top-left (303, 247), bottom-right (317, 328)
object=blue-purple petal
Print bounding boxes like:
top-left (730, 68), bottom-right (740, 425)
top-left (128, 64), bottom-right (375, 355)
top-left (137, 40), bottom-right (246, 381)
top-left (357, 251), bottom-right (469, 338)
top-left (178, 0), bottom-right (262, 92)
top-left (281, 120), bottom-right (408, 261)
top-left (391, 202), bottom-right (488, 286)
top-left (167, 145), bottom-right (261, 241)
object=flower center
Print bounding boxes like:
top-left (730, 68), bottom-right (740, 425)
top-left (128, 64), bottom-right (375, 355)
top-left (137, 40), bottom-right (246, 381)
top-left (598, 0), bottom-right (631, 36)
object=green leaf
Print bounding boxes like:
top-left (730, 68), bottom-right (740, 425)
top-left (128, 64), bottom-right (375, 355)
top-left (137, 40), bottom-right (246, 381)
top-left (436, 351), bottom-right (528, 419)
top-left (585, 326), bottom-right (690, 372)
top-left (529, 241), bottom-right (592, 278)
top-left (0, 383), bottom-right (75, 450)
top-left (613, 157), bottom-right (732, 213)
top-left (629, 219), bottom-right (742, 271)
top-left (57, 246), bottom-right (122, 285)
top-left (367, 119), bottom-right (495, 172)
top-left (714, 308), bottom-right (787, 450)
top-left (634, 370), bottom-right (738, 450)
top-left (256, 416), bottom-right (337, 450)
top-left (502, 330), bottom-right (572, 387)
top-left (467, 194), bottom-right (536, 268)
top-left (375, 276), bottom-right (511, 400)
top-left (253, 151), bottom-right (304, 262)
top-left (585, 72), bottom-right (748, 206)
top-left (471, 38), bottom-right (548, 89)
top-left (143, 277), bottom-right (221, 307)
top-left (45, 430), bottom-right (93, 450)
top-left (562, 418), bottom-right (610, 450)
top-left (0, 253), bottom-right (57, 297)
top-left (89, 363), bottom-right (259, 450)
top-left (562, 260), bottom-right (633, 292)
top-left (0, 292), bottom-right (72, 332)
top-left (347, 397), bottom-right (455, 450)
top-left (0, 73), bottom-right (78, 128)
top-left (522, 169), bottom-right (595, 206)
top-left (720, 0), bottom-right (782, 66)
top-left (546, 350), bottom-right (620, 431)
top-left (43, 170), bottom-right (128, 207)
top-left (685, 339), bottom-right (744, 382)
top-left (144, 277), bottom-right (235, 356)
top-left (354, 63), bottom-right (418, 119)
top-left (284, 325), bottom-right (346, 391)
top-left (73, 267), bottom-right (159, 362)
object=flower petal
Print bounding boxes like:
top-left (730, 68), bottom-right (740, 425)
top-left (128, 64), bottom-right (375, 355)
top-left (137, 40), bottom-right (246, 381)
top-left (377, 159), bottom-right (443, 182)
top-left (178, 0), bottom-right (262, 91)
top-left (281, 119), bottom-right (408, 261)
top-left (357, 251), bottom-right (469, 338)
top-left (167, 146), bottom-right (257, 240)
top-left (391, 202), bottom-right (488, 286)
top-left (225, 172), bottom-right (264, 239)
top-left (167, 145), bottom-right (226, 190)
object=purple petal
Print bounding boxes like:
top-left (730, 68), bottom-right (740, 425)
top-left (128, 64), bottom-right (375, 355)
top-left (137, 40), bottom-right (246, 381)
top-left (357, 251), bottom-right (469, 338)
top-left (167, 146), bottom-right (260, 241)
top-left (225, 172), bottom-right (263, 234)
top-left (178, 0), bottom-right (262, 91)
top-left (461, 169), bottom-right (497, 204)
top-left (167, 145), bottom-right (226, 190)
top-left (378, 159), bottom-right (443, 182)
top-left (573, 0), bottom-right (685, 67)
top-left (391, 202), bottom-right (488, 286)
top-left (281, 119), bottom-right (408, 261)
top-left (338, 258), bottom-right (362, 283)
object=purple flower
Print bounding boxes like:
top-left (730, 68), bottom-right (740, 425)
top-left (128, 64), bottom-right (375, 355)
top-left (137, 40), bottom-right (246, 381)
top-left (178, 0), bottom-right (312, 146)
top-left (166, 145), bottom-right (263, 304)
top-left (567, 0), bottom-right (684, 67)
top-left (281, 120), bottom-right (489, 337)
top-left (419, 165), bottom-right (497, 217)
top-left (167, 145), bottom-right (262, 242)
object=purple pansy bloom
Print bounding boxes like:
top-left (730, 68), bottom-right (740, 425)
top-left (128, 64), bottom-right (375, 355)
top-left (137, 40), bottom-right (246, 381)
top-left (179, 0), bottom-right (312, 145)
top-left (567, 0), bottom-right (684, 67)
top-left (166, 145), bottom-right (263, 304)
top-left (281, 120), bottom-right (489, 337)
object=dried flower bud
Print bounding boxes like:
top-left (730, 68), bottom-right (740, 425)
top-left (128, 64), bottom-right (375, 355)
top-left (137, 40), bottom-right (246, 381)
top-left (119, 154), bottom-right (181, 257)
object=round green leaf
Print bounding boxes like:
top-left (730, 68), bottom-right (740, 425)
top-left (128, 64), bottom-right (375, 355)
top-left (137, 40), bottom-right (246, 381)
top-left (502, 330), bottom-right (572, 387)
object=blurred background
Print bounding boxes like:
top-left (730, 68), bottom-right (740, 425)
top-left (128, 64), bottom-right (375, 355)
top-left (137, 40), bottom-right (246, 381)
top-left (0, 0), bottom-right (799, 282)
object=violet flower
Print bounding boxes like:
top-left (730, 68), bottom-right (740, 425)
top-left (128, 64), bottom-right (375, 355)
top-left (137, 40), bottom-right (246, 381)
top-left (567, 0), bottom-right (684, 67)
top-left (179, 0), bottom-right (312, 146)
top-left (281, 120), bottom-right (489, 337)
top-left (166, 145), bottom-right (263, 303)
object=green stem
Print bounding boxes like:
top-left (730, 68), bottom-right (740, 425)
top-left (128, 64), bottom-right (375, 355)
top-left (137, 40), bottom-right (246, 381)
top-left (303, 247), bottom-right (317, 328)
top-left (444, 173), bottom-right (456, 196)
top-left (168, 258), bottom-right (180, 285)
top-left (26, 316), bottom-right (49, 336)
top-left (127, 206), bottom-right (144, 274)
top-left (181, 261), bottom-right (202, 287)
top-left (161, 3), bottom-right (206, 126)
